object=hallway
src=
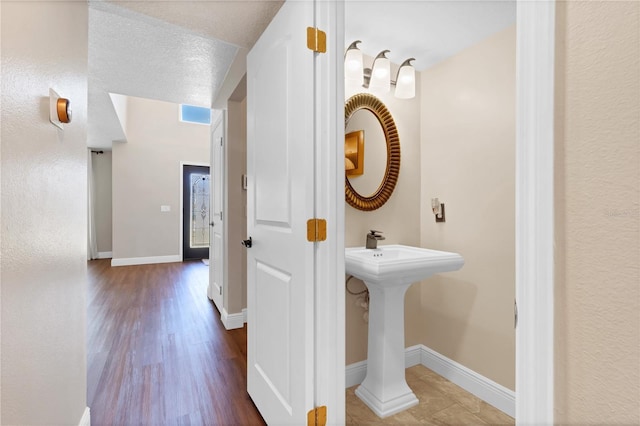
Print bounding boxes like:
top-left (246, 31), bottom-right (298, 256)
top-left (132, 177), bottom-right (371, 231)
top-left (87, 259), bottom-right (265, 425)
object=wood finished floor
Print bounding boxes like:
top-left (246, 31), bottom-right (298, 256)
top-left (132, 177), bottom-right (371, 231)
top-left (87, 259), bottom-right (265, 425)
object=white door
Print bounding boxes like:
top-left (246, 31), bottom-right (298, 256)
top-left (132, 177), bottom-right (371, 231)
top-left (246, 1), bottom-right (317, 424)
top-left (208, 114), bottom-right (224, 313)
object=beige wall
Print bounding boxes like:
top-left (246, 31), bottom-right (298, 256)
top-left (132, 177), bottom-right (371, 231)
top-left (93, 151), bottom-right (113, 254)
top-left (554, 1), bottom-right (639, 423)
top-left (418, 25), bottom-right (516, 390)
top-left (225, 98), bottom-right (248, 314)
top-left (112, 96), bottom-right (210, 261)
top-left (344, 62), bottom-right (422, 364)
top-left (0, 1), bottom-right (88, 423)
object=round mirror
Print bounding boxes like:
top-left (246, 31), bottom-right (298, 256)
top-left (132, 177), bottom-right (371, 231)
top-left (345, 93), bottom-right (400, 211)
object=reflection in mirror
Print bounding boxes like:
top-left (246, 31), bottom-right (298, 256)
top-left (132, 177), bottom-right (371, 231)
top-left (345, 130), bottom-right (364, 176)
top-left (346, 111), bottom-right (386, 196)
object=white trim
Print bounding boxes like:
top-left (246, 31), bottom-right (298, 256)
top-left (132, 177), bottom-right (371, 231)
top-left (78, 407), bottom-right (91, 426)
top-left (345, 345), bottom-right (515, 419)
top-left (242, 308), bottom-right (247, 323)
top-left (314, 1), bottom-right (346, 425)
top-left (97, 251), bottom-right (112, 259)
top-left (419, 346), bottom-right (515, 418)
top-left (345, 360), bottom-right (368, 388)
top-left (111, 255), bottom-right (181, 267)
top-left (516, 1), bottom-right (555, 424)
top-left (221, 308), bottom-right (245, 330)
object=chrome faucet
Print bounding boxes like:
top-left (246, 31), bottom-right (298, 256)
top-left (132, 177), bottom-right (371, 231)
top-left (366, 230), bottom-right (385, 249)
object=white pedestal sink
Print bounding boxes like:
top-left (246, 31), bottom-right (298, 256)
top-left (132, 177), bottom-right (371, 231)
top-left (345, 245), bottom-right (464, 418)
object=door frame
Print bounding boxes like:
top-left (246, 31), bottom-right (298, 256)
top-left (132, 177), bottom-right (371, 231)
top-left (314, 1), bottom-right (345, 424)
top-left (208, 110), bottom-right (226, 314)
top-left (515, 0), bottom-right (556, 423)
top-left (179, 161), bottom-right (211, 261)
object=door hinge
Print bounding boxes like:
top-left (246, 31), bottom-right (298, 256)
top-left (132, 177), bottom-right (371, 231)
top-left (306, 27), bottom-right (326, 53)
top-left (307, 406), bottom-right (327, 426)
top-left (307, 218), bottom-right (327, 242)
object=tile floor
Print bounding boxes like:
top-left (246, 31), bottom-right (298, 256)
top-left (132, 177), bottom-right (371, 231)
top-left (346, 365), bottom-right (514, 425)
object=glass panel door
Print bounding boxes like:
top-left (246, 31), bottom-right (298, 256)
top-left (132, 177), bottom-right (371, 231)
top-left (183, 165), bottom-right (210, 260)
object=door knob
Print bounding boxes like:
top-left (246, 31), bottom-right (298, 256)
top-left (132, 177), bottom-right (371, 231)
top-left (210, 221), bottom-right (215, 227)
top-left (242, 237), bottom-right (252, 248)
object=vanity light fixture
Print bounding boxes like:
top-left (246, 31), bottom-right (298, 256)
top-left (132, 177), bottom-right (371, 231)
top-left (344, 40), bottom-right (364, 86)
top-left (394, 58), bottom-right (416, 99)
top-left (346, 41), bottom-right (416, 99)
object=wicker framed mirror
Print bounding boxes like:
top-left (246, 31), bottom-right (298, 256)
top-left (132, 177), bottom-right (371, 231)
top-left (345, 93), bottom-right (400, 211)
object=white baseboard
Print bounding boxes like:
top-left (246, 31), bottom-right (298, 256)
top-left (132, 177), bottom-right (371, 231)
top-left (78, 407), bottom-right (90, 426)
top-left (111, 255), bottom-right (181, 267)
top-left (242, 308), bottom-right (247, 323)
top-left (221, 308), bottom-right (246, 330)
top-left (345, 344), bottom-right (515, 418)
top-left (345, 359), bottom-right (368, 388)
top-left (97, 251), bottom-right (112, 259)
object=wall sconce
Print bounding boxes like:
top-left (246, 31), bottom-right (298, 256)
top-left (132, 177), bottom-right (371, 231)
top-left (49, 88), bottom-right (72, 130)
top-left (347, 41), bottom-right (416, 99)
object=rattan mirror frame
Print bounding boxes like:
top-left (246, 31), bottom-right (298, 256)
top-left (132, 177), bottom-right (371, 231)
top-left (345, 93), bottom-right (400, 211)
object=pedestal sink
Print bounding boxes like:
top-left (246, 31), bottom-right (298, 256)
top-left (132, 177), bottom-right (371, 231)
top-left (345, 244), bottom-right (464, 418)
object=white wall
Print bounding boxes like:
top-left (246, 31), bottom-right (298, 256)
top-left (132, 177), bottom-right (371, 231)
top-left (111, 96), bottom-right (210, 263)
top-left (418, 26), bottom-right (516, 390)
top-left (93, 151), bottom-right (113, 254)
top-left (1, 1), bottom-right (88, 423)
top-left (554, 1), bottom-right (639, 422)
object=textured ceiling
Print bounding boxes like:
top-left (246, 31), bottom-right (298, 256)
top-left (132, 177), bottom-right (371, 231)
top-left (346, 1), bottom-right (516, 71)
top-left (87, 1), bottom-right (281, 149)
top-left (101, 0), bottom-right (285, 49)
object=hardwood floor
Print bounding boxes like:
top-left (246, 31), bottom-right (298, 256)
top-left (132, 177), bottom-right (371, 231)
top-left (87, 259), bottom-right (265, 425)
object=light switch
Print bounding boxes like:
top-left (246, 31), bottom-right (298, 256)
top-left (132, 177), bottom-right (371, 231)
top-left (161, 205), bottom-right (171, 212)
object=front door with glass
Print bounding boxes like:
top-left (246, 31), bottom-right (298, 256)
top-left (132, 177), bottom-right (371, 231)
top-left (183, 164), bottom-right (211, 260)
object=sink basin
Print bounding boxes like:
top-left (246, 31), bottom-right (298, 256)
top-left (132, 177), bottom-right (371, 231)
top-left (345, 244), bottom-right (464, 418)
top-left (345, 244), bottom-right (465, 286)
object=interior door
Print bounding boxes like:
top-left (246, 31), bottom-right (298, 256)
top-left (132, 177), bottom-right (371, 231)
top-left (208, 115), bottom-right (225, 312)
top-left (246, 1), bottom-right (316, 423)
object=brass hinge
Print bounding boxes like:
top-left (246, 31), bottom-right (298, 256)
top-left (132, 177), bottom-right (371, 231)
top-left (306, 27), bottom-right (326, 53)
top-left (307, 406), bottom-right (327, 426)
top-left (307, 218), bottom-right (327, 242)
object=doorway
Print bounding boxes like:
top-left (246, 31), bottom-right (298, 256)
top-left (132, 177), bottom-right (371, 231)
top-left (182, 164), bottom-right (211, 260)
